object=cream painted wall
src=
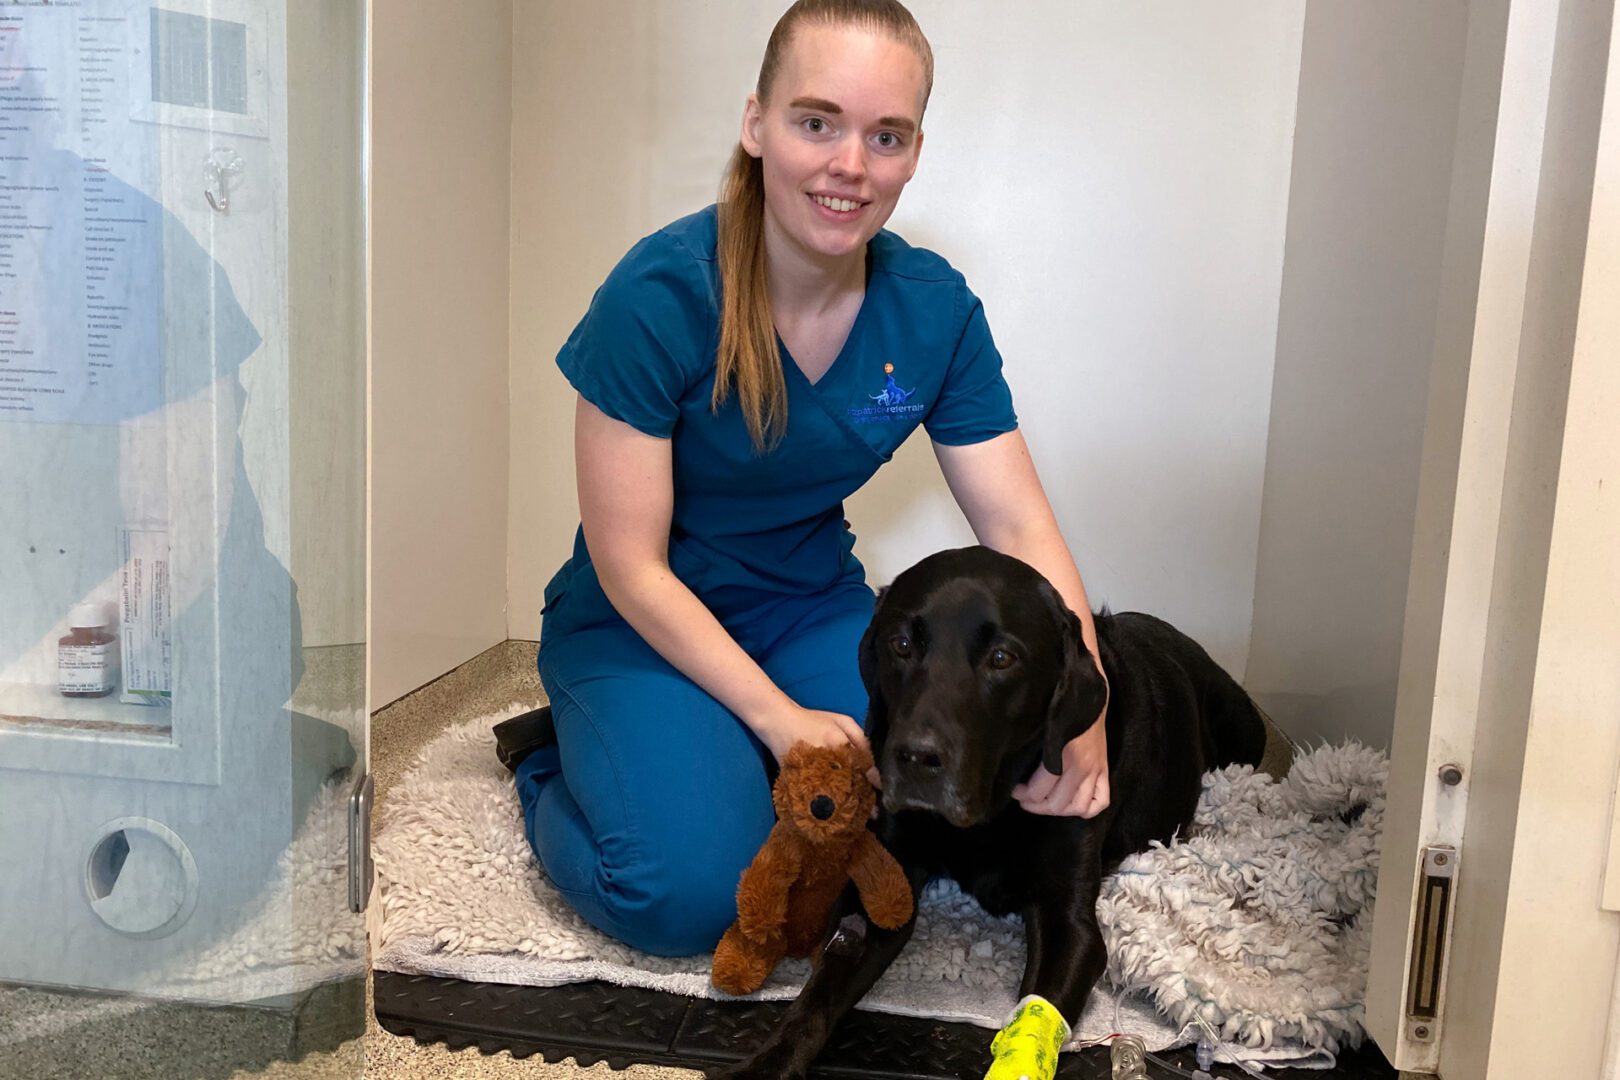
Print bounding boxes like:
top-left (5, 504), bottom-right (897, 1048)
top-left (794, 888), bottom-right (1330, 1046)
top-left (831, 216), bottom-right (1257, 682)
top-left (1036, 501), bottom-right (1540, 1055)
top-left (371, 2), bottom-right (513, 706)
top-left (1246, 1), bottom-right (1472, 748)
top-left (287, 0), bottom-right (366, 648)
top-left (508, 1), bottom-right (1306, 677)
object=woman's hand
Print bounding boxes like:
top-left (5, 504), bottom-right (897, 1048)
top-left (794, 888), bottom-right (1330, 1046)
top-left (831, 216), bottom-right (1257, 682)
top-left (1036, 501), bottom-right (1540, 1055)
top-left (1011, 714), bottom-right (1110, 818)
top-left (755, 703), bottom-right (880, 788)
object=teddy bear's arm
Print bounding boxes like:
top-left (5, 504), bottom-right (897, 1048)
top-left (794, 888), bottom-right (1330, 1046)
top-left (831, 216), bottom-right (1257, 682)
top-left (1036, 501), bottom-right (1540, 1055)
top-left (847, 831), bottom-right (915, 930)
top-left (735, 821), bottom-right (807, 941)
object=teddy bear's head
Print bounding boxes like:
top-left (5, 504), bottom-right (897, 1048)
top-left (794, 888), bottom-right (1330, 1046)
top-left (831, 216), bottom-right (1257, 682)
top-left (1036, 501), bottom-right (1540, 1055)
top-left (772, 741), bottom-right (878, 846)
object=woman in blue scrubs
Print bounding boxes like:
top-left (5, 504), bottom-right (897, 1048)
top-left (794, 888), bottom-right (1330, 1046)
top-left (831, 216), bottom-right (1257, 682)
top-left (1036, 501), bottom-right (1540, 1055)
top-left (510, 0), bottom-right (1112, 957)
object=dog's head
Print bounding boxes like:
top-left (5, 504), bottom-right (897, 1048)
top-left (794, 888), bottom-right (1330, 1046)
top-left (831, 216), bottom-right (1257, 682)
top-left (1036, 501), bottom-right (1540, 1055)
top-left (861, 547), bottom-right (1106, 827)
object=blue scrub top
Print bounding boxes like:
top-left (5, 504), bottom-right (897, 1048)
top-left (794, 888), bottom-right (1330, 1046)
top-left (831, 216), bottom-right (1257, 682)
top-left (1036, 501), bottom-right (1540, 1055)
top-left (541, 204), bottom-right (1018, 636)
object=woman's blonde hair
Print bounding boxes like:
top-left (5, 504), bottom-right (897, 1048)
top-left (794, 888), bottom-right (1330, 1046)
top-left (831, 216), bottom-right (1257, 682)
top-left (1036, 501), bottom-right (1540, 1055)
top-left (714, 0), bottom-right (933, 452)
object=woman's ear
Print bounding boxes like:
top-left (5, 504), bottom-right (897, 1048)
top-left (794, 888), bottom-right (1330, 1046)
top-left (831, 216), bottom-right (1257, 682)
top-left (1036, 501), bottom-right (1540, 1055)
top-left (740, 94), bottom-right (765, 158)
top-left (1040, 583), bottom-right (1105, 775)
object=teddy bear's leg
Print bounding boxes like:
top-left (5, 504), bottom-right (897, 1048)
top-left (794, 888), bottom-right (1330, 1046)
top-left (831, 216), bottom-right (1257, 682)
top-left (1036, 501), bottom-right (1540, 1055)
top-left (712, 923), bottom-right (786, 997)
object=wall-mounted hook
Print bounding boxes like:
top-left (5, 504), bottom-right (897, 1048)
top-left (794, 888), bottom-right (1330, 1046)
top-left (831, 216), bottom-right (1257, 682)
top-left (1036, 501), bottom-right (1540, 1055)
top-left (203, 147), bottom-right (245, 213)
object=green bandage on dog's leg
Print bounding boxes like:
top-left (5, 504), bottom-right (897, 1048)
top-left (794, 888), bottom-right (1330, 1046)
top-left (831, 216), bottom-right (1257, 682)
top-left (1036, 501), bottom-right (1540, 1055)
top-left (984, 994), bottom-right (1071, 1080)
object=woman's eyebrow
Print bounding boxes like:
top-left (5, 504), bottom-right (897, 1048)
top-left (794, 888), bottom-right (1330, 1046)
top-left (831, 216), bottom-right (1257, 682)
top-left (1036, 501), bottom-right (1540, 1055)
top-left (787, 95), bottom-right (918, 135)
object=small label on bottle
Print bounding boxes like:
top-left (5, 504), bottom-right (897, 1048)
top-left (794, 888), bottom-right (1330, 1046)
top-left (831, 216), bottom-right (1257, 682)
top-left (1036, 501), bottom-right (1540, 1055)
top-left (60, 643), bottom-right (118, 693)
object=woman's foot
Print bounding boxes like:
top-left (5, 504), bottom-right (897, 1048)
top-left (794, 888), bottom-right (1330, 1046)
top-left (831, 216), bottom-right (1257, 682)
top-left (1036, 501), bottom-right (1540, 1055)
top-left (493, 705), bottom-right (556, 772)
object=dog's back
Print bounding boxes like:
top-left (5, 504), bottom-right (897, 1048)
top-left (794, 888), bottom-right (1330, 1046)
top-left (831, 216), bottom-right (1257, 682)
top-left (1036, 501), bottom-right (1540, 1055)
top-left (1094, 611), bottom-right (1268, 861)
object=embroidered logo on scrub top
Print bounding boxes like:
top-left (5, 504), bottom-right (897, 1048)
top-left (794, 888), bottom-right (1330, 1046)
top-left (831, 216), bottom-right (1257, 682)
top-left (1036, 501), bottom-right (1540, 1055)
top-left (848, 364), bottom-right (925, 425)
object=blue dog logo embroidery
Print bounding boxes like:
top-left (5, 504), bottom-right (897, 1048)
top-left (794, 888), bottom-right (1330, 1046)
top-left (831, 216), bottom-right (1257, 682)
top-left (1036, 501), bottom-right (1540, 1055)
top-left (870, 370), bottom-right (915, 407)
top-left (849, 363), bottom-right (925, 425)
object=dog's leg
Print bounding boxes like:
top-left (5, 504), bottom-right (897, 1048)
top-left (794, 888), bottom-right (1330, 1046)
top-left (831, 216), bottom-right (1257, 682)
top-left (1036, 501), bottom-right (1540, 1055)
top-left (971, 835), bottom-right (1108, 1080)
top-left (707, 865), bottom-right (927, 1080)
top-left (1019, 835), bottom-right (1108, 1031)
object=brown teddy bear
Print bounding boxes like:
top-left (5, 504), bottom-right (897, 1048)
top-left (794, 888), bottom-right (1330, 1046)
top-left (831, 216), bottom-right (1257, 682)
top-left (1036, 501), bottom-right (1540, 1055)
top-left (710, 740), bottom-right (915, 996)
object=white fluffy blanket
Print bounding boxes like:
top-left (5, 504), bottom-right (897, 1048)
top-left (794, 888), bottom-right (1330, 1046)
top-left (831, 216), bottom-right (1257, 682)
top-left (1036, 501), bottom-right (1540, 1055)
top-left (1099, 742), bottom-right (1386, 1052)
top-left (373, 708), bottom-right (1385, 1070)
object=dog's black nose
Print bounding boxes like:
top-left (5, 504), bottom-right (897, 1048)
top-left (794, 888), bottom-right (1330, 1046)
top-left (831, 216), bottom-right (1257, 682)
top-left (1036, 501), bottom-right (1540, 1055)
top-left (893, 742), bottom-right (944, 771)
top-left (810, 795), bottom-right (836, 821)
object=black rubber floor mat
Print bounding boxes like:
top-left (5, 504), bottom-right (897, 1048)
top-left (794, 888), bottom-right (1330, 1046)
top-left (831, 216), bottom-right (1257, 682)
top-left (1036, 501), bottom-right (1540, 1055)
top-left (373, 971), bottom-right (1398, 1079)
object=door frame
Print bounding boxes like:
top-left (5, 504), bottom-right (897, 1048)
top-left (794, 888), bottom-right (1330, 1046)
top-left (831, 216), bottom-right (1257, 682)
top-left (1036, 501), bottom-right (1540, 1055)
top-left (1365, 0), bottom-right (1620, 1074)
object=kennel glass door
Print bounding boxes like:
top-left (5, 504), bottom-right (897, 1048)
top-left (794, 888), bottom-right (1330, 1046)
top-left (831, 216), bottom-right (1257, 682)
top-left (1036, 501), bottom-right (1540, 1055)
top-left (0, 1), bottom-right (368, 1073)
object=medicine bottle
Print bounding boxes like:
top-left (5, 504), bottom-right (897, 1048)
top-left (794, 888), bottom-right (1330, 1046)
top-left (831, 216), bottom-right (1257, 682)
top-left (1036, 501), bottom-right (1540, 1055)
top-left (59, 601), bottom-right (119, 698)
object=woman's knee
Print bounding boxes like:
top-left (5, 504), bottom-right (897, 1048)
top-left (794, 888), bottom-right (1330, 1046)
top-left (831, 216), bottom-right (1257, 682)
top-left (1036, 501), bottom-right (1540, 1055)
top-left (597, 770), bottom-right (773, 953)
top-left (609, 867), bottom-right (745, 958)
top-left (522, 727), bottom-right (772, 955)
top-left (522, 773), bottom-right (755, 955)
top-left (531, 621), bottom-right (781, 955)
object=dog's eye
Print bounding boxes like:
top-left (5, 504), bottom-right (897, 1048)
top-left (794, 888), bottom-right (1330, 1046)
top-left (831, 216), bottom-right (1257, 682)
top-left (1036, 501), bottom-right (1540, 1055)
top-left (890, 635), bottom-right (913, 658)
top-left (989, 647), bottom-right (1018, 670)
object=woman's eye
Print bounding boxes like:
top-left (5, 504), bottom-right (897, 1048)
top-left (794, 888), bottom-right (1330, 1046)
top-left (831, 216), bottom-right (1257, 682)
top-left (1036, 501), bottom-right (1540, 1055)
top-left (989, 648), bottom-right (1017, 670)
top-left (890, 635), bottom-right (913, 658)
top-left (804, 117), bottom-right (828, 134)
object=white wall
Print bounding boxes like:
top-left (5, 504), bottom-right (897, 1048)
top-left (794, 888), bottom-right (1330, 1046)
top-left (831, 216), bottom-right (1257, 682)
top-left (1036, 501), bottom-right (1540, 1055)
top-left (371, 2), bottom-right (513, 706)
top-left (288, 0), bottom-right (366, 648)
top-left (509, 0), bottom-right (791, 642)
top-left (1245, 1), bottom-right (1472, 749)
top-left (508, 1), bottom-right (1306, 678)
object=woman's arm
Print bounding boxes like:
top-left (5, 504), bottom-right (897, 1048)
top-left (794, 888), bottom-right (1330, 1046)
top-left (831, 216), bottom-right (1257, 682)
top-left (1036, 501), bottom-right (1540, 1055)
top-left (931, 429), bottom-right (1111, 818)
top-left (574, 396), bottom-right (866, 764)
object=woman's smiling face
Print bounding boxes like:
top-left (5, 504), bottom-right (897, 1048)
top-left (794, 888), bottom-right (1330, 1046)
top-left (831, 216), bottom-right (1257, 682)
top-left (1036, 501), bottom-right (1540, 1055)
top-left (741, 23), bottom-right (927, 264)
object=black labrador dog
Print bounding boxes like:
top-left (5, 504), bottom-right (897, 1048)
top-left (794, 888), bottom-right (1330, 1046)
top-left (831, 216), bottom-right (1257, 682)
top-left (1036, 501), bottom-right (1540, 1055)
top-left (711, 546), bottom-right (1267, 1080)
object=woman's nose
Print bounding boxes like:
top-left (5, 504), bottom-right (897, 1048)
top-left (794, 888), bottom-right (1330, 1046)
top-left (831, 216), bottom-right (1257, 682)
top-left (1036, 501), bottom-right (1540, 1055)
top-left (829, 136), bottom-right (866, 180)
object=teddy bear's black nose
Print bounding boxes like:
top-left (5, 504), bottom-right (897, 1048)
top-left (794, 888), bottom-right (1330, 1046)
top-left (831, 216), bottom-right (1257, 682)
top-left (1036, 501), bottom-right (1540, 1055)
top-left (810, 795), bottom-right (836, 821)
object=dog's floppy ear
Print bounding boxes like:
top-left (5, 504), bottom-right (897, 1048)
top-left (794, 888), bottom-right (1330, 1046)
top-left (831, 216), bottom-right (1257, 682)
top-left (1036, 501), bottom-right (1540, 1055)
top-left (1039, 582), bottom-right (1107, 775)
top-left (858, 587), bottom-right (890, 751)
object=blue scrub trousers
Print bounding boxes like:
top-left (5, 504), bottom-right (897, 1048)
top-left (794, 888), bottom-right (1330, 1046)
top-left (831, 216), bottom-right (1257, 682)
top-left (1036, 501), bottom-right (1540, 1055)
top-left (514, 581), bottom-right (875, 956)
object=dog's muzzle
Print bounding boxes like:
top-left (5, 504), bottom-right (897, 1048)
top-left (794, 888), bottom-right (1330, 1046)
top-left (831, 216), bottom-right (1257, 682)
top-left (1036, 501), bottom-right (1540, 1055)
top-left (880, 710), bottom-right (995, 826)
top-left (880, 755), bottom-right (985, 828)
top-left (881, 788), bottom-right (984, 829)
